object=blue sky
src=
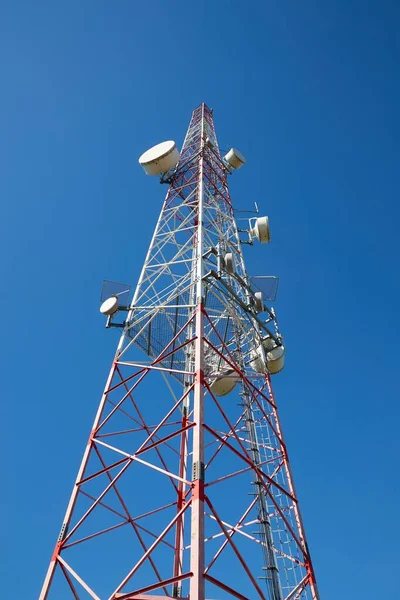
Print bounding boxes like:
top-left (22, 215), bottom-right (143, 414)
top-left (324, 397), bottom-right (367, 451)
top-left (1, 1), bottom-right (399, 598)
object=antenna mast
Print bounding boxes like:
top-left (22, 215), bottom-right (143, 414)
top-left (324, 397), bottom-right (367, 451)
top-left (40, 103), bottom-right (320, 600)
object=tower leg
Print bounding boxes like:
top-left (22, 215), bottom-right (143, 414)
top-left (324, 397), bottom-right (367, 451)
top-left (39, 362), bottom-right (117, 600)
top-left (189, 303), bottom-right (205, 600)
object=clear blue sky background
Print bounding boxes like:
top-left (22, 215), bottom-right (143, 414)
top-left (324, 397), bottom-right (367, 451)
top-left (1, 1), bottom-right (399, 598)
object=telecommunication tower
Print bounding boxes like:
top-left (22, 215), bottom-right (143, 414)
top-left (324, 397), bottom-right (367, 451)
top-left (40, 103), bottom-right (320, 600)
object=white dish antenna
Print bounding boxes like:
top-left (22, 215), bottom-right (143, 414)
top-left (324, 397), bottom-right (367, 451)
top-left (100, 296), bottom-right (119, 316)
top-left (139, 140), bottom-right (180, 176)
top-left (249, 337), bottom-right (285, 375)
top-left (210, 372), bottom-right (239, 396)
top-left (205, 348), bottom-right (239, 396)
top-left (250, 216), bottom-right (271, 243)
top-left (266, 345), bottom-right (285, 374)
top-left (224, 148), bottom-right (246, 170)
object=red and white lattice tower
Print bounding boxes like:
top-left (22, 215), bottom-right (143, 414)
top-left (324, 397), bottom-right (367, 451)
top-left (40, 103), bottom-right (320, 600)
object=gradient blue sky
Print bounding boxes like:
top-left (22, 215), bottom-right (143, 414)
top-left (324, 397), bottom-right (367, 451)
top-left (1, 1), bottom-right (399, 598)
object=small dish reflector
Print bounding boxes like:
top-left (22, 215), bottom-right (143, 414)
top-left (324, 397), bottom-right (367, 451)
top-left (100, 296), bottom-right (119, 316)
top-left (210, 371), bottom-right (239, 396)
top-left (223, 148), bottom-right (246, 170)
top-left (262, 336), bottom-right (285, 374)
top-left (251, 216), bottom-right (271, 244)
top-left (250, 338), bottom-right (285, 374)
top-left (205, 348), bottom-right (239, 396)
top-left (266, 346), bottom-right (285, 374)
top-left (139, 141), bottom-right (180, 176)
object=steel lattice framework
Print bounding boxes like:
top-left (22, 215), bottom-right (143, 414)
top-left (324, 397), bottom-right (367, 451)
top-left (40, 103), bottom-right (320, 600)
